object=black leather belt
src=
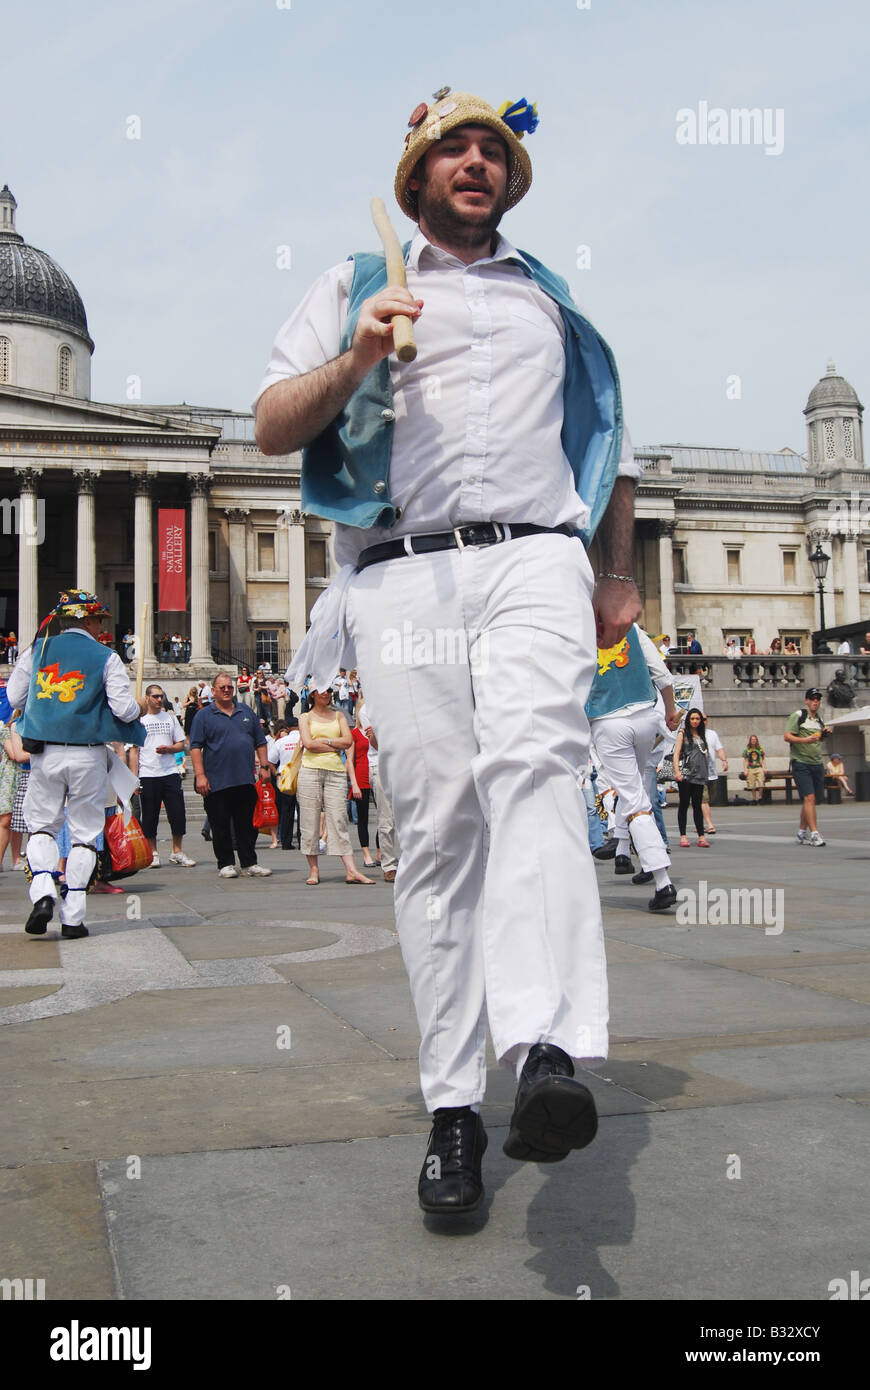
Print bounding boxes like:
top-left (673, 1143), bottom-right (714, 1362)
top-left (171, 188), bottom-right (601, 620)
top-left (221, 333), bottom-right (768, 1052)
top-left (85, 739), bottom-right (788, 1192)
top-left (356, 522), bottom-right (574, 571)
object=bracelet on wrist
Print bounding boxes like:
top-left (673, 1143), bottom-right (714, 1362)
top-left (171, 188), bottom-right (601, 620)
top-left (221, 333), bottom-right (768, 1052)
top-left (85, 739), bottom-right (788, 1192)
top-left (599, 572), bottom-right (635, 583)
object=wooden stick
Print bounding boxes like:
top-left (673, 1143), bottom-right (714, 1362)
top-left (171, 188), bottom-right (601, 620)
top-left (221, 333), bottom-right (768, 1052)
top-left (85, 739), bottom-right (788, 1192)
top-left (135, 603), bottom-right (148, 699)
top-left (370, 197), bottom-right (418, 363)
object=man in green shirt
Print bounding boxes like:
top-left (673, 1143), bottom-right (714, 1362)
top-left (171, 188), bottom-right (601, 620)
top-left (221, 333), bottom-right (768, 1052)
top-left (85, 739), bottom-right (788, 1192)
top-left (784, 688), bottom-right (833, 846)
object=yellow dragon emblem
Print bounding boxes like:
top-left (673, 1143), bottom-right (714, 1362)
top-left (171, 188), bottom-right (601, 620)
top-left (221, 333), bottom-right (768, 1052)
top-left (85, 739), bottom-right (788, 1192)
top-left (36, 663), bottom-right (86, 702)
top-left (596, 637), bottom-right (630, 676)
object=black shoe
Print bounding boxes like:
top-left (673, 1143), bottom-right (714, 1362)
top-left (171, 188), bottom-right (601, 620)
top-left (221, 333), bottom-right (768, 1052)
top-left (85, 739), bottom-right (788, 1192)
top-left (503, 1044), bottom-right (598, 1163)
top-left (61, 923), bottom-right (89, 939)
top-left (592, 840), bottom-right (617, 860)
top-left (201, 828), bottom-right (212, 842)
top-left (614, 854), bottom-right (633, 875)
top-left (648, 884), bottom-right (678, 913)
top-left (632, 869), bottom-right (654, 885)
top-left (25, 896), bottom-right (55, 935)
top-left (418, 1107), bottom-right (488, 1214)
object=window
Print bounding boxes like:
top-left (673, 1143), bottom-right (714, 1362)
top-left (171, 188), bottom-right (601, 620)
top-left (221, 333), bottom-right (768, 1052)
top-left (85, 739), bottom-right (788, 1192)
top-left (208, 531), bottom-right (217, 573)
top-left (726, 548), bottom-right (741, 584)
top-left (255, 629), bottom-right (279, 667)
top-left (782, 550), bottom-right (797, 585)
top-left (307, 536), bottom-right (328, 578)
top-left (58, 345), bottom-right (72, 394)
top-left (257, 532), bottom-right (275, 571)
top-left (672, 546), bottom-right (687, 584)
top-left (781, 633), bottom-right (806, 654)
top-left (0, 336), bottom-right (10, 384)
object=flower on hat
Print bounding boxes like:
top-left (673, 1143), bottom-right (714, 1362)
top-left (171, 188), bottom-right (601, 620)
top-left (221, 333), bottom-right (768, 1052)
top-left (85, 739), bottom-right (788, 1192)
top-left (497, 98), bottom-right (539, 138)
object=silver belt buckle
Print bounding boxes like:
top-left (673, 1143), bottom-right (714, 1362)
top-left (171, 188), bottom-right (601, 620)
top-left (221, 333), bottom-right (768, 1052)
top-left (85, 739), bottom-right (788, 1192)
top-left (454, 522), bottom-right (504, 550)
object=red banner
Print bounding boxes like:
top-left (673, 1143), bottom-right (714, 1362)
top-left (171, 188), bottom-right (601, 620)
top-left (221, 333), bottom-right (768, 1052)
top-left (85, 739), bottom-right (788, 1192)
top-left (158, 509), bottom-right (186, 611)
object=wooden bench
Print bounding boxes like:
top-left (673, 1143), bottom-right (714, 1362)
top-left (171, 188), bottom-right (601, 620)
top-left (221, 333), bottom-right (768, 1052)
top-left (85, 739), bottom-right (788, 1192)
top-left (756, 772), bottom-right (843, 804)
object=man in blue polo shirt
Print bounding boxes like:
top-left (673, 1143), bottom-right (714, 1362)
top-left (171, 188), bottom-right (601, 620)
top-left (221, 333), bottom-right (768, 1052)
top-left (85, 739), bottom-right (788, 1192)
top-left (189, 672), bottom-right (272, 879)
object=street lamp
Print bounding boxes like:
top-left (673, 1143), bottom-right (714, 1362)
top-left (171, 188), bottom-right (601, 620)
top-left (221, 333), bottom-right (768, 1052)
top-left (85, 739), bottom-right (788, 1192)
top-left (809, 541), bottom-right (830, 633)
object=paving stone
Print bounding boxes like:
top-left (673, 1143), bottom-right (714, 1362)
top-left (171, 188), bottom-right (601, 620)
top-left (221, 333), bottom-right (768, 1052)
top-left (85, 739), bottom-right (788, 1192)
top-left (0, 1162), bottom-right (115, 1301)
top-left (608, 959), bottom-right (870, 1037)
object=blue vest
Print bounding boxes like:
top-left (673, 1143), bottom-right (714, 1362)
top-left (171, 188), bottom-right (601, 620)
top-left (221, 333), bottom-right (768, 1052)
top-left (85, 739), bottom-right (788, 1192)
top-left (585, 625), bottom-right (656, 720)
top-left (19, 632), bottom-right (146, 747)
top-left (301, 245), bottom-right (623, 544)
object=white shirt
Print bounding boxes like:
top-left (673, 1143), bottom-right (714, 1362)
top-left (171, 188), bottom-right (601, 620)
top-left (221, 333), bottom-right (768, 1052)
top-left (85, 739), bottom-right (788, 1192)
top-left (256, 229), bottom-right (642, 566)
top-left (273, 729), bottom-right (302, 768)
top-left (7, 627), bottom-right (141, 724)
top-left (138, 712), bottom-right (186, 779)
top-left (837, 640), bottom-right (851, 655)
top-left (357, 701), bottom-right (377, 771)
top-left (705, 728), bottom-right (725, 779)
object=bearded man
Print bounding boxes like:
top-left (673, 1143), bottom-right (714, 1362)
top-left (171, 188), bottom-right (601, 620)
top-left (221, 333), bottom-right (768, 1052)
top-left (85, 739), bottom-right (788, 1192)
top-left (255, 89), bottom-right (642, 1216)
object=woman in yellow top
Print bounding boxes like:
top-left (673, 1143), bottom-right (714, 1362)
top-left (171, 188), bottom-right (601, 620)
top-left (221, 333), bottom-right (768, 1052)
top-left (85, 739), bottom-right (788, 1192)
top-left (297, 686), bottom-right (376, 886)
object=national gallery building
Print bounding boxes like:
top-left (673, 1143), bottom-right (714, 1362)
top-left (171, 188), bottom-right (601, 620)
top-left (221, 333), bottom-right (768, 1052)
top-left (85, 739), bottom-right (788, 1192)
top-left (1, 182), bottom-right (868, 675)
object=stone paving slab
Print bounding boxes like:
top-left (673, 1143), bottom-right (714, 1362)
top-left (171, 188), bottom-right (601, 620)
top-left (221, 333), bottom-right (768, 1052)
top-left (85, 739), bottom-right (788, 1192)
top-left (685, 1038), bottom-right (870, 1096)
top-left (97, 1096), bottom-right (868, 1301)
top-left (163, 921), bottom-right (342, 960)
top-left (607, 959), bottom-right (870, 1037)
top-left (0, 983), bottom-right (385, 1086)
top-left (0, 928), bottom-right (61, 970)
top-left (0, 1162), bottom-right (116, 1301)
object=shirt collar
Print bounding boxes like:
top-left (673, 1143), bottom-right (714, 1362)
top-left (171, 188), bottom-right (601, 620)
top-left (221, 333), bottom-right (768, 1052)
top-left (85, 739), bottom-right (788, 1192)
top-left (406, 227), bottom-right (530, 273)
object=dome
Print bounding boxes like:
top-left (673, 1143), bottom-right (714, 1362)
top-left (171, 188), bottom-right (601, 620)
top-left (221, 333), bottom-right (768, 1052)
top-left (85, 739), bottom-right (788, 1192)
top-left (804, 360), bottom-right (862, 414)
top-left (0, 185), bottom-right (93, 347)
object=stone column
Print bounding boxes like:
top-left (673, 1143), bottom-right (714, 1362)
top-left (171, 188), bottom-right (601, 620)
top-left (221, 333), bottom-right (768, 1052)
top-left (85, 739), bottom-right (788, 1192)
top-left (283, 508), bottom-right (308, 657)
top-left (188, 474), bottom-right (212, 664)
top-left (73, 469), bottom-right (100, 594)
top-left (225, 507), bottom-right (249, 658)
top-left (657, 520), bottom-right (677, 643)
top-left (133, 474), bottom-right (155, 662)
top-left (14, 467), bottom-right (42, 645)
top-left (840, 535), bottom-right (861, 624)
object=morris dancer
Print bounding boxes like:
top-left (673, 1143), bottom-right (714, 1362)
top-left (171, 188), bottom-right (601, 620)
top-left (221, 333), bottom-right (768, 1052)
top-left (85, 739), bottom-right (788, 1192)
top-left (255, 88), bottom-right (643, 1213)
top-left (587, 625), bottom-right (682, 911)
top-left (6, 590), bottom-right (146, 939)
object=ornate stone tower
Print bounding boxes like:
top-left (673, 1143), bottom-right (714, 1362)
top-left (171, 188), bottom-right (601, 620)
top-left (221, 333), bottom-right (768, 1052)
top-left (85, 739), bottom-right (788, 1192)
top-left (803, 360), bottom-right (864, 473)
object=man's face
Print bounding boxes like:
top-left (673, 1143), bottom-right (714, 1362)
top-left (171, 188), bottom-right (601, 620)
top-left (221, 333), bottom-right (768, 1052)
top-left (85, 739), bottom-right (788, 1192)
top-left (806, 696), bottom-right (822, 714)
top-left (409, 124), bottom-right (509, 243)
top-left (214, 679), bottom-right (234, 702)
top-left (146, 688), bottom-right (164, 712)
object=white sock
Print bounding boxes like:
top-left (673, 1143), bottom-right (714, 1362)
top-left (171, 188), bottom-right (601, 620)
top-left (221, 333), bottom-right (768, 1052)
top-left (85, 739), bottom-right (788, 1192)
top-left (653, 867), bottom-right (672, 890)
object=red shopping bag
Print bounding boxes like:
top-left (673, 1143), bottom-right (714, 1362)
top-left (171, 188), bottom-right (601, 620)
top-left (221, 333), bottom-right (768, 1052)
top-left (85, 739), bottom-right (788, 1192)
top-left (252, 780), bottom-right (279, 829)
top-left (103, 809), bottom-right (151, 879)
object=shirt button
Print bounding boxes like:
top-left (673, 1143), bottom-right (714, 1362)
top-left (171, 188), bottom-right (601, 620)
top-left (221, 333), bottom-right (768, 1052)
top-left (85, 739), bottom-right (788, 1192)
top-left (380, 408), bottom-right (396, 422)
top-left (374, 481), bottom-right (387, 495)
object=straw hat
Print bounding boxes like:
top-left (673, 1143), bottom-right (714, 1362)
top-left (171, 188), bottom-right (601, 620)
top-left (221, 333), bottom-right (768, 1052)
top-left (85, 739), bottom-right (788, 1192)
top-left (395, 88), bottom-right (538, 222)
top-left (52, 589), bottom-right (111, 620)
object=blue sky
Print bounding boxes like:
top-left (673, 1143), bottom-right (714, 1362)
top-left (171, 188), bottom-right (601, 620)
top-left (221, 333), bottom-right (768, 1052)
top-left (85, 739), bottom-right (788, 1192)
top-left (3, 0), bottom-right (867, 453)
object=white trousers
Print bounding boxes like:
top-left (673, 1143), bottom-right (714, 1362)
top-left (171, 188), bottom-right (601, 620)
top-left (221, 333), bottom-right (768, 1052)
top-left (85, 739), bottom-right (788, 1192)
top-left (590, 706), bottom-right (671, 873)
top-left (345, 532), bottom-right (608, 1111)
top-left (371, 764), bottom-right (398, 873)
top-left (24, 745), bottom-right (105, 926)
